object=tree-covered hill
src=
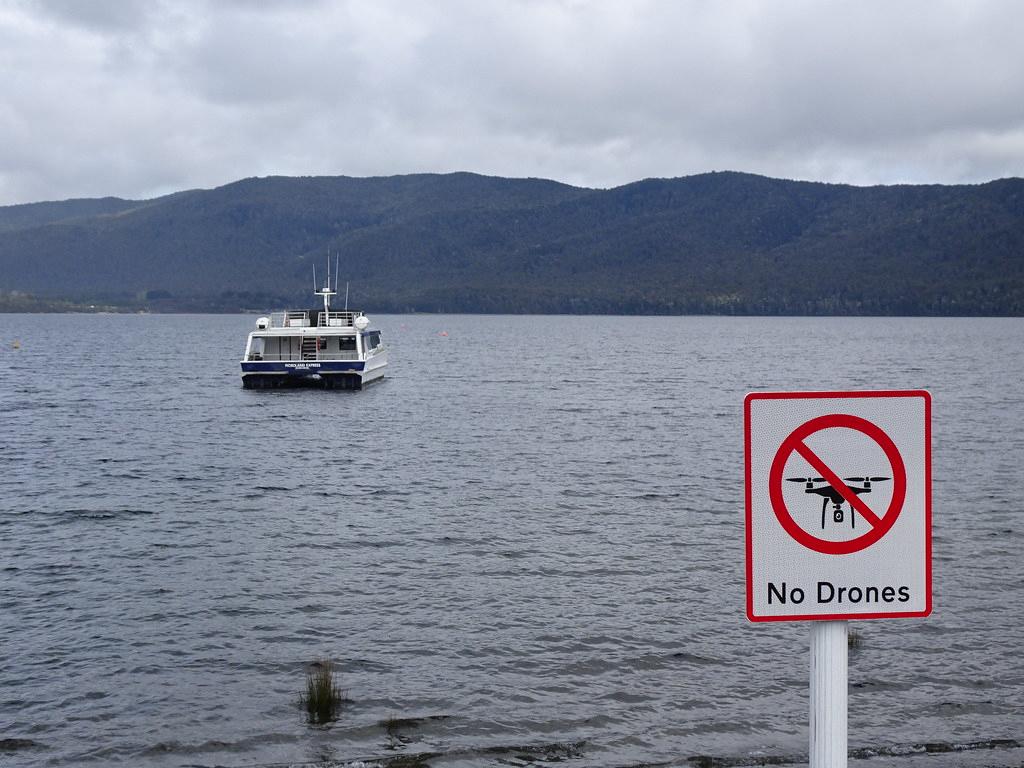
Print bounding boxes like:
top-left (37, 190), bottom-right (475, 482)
top-left (0, 171), bottom-right (1021, 314)
top-left (0, 196), bottom-right (149, 233)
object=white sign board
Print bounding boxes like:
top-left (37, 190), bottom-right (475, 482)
top-left (745, 390), bottom-right (931, 622)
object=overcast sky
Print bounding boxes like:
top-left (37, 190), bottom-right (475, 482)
top-left (2, 0), bottom-right (1023, 205)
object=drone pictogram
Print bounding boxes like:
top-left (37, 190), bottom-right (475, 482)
top-left (785, 476), bottom-right (891, 530)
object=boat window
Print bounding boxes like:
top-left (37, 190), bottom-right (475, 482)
top-left (364, 331), bottom-right (381, 350)
top-left (338, 336), bottom-right (356, 351)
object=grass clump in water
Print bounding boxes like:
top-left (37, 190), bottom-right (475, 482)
top-left (300, 659), bottom-right (345, 724)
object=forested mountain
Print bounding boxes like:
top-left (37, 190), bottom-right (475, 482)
top-left (1, 171), bottom-right (1022, 315)
top-left (0, 196), bottom-right (150, 233)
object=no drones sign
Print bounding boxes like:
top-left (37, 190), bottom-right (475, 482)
top-left (745, 391), bottom-right (932, 621)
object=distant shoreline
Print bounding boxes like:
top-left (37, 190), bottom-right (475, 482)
top-left (2, 304), bottom-right (1023, 319)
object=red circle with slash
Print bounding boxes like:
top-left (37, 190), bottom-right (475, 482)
top-left (768, 414), bottom-right (907, 555)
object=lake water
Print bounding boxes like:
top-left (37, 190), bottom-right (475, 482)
top-left (1, 314), bottom-right (1022, 768)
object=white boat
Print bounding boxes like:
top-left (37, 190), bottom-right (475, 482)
top-left (240, 266), bottom-right (387, 390)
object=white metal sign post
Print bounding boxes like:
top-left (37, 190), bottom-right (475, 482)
top-left (745, 391), bottom-right (931, 768)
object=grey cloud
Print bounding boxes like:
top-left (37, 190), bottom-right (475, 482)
top-left (1, 0), bottom-right (1023, 205)
top-left (30, 0), bottom-right (158, 33)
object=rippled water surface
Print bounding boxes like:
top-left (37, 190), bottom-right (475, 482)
top-left (1, 314), bottom-right (1022, 768)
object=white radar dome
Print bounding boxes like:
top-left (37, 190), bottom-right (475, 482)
top-left (256, 316), bottom-right (270, 329)
top-left (354, 315), bottom-right (370, 330)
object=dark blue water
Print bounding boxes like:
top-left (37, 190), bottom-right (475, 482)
top-left (1, 314), bottom-right (1022, 768)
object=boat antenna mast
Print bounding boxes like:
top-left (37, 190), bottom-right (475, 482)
top-left (314, 250), bottom-right (337, 317)
top-left (332, 251), bottom-right (349, 312)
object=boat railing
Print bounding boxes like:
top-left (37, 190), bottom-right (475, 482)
top-left (269, 311), bottom-right (311, 328)
top-left (267, 310), bottom-right (365, 328)
top-left (319, 311), bottom-right (363, 327)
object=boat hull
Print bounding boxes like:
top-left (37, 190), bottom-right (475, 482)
top-left (240, 359), bottom-right (385, 390)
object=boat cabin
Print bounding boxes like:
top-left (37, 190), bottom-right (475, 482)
top-left (243, 310), bottom-right (383, 363)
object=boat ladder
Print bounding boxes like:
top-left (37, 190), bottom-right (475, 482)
top-left (301, 336), bottom-right (318, 361)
